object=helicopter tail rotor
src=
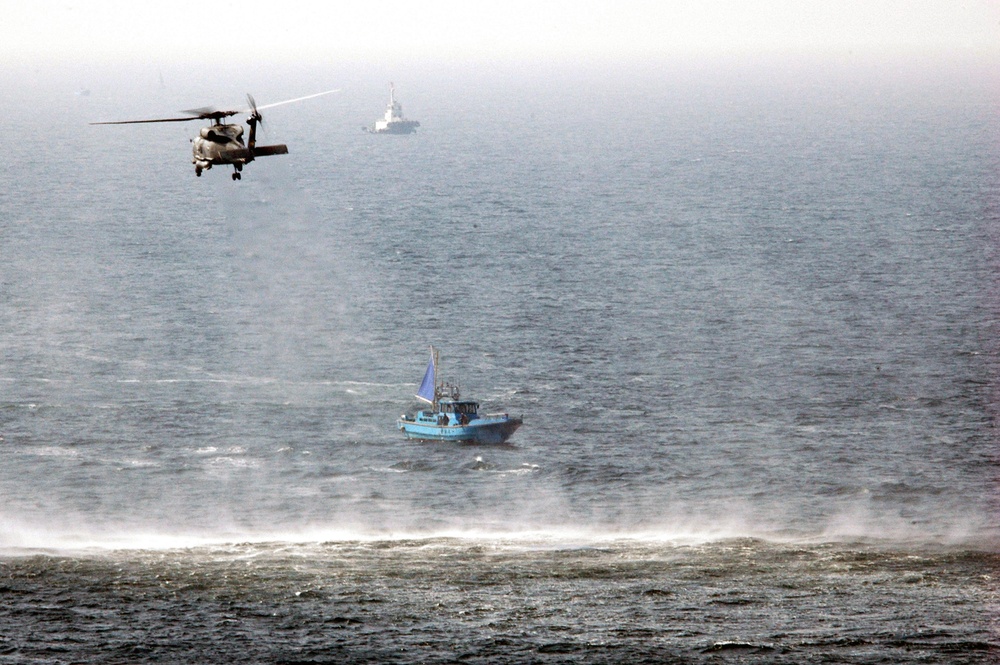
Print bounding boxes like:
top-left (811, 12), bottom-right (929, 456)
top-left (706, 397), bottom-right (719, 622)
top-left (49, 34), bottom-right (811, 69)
top-left (246, 94), bottom-right (263, 125)
top-left (246, 94), bottom-right (264, 151)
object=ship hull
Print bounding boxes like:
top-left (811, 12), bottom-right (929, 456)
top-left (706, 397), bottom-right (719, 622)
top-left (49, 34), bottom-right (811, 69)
top-left (398, 415), bottom-right (522, 444)
top-left (370, 120), bottom-right (420, 134)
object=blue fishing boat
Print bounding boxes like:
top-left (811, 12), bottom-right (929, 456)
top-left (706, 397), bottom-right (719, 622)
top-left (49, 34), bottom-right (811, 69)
top-left (397, 347), bottom-right (522, 444)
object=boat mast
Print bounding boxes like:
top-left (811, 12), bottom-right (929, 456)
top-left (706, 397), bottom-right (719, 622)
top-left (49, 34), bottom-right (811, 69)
top-left (431, 345), bottom-right (440, 409)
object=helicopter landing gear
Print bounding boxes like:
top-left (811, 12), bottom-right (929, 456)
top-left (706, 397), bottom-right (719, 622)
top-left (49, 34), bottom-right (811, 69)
top-left (232, 171), bottom-right (242, 181)
top-left (232, 165), bottom-right (242, 181)
top-left (195, 166), bottom-right (202, 177)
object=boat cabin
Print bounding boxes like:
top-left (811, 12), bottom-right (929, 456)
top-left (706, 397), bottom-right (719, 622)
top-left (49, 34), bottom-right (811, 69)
top-left (411, 399), bottom-right (481, 427)
top-left (439, 399), bottom-right (479, 417)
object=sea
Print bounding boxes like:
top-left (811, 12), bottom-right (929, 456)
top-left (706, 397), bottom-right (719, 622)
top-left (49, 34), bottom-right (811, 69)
top-left (0, 56), bottom-right (998, 663)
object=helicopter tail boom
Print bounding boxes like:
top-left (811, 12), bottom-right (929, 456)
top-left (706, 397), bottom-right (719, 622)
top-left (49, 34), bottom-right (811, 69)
top-left (225, 145), bottom-right (288, 162)
top-left (251, 144), bottom-right (289, 157)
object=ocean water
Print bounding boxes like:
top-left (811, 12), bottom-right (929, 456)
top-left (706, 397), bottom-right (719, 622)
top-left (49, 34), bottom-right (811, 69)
top-left (0, 59), bottom-right (998, 662)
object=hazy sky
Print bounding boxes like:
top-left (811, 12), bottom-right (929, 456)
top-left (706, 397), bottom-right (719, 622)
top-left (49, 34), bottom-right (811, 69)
top-left (3, 0), bottom-right (998, 67)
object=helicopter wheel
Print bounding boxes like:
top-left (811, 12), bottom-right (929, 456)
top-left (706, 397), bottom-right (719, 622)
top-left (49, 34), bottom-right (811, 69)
top-left (195, 167), bottom-right (202, 177)
top-left (232, 172), bottom-right (241, 181)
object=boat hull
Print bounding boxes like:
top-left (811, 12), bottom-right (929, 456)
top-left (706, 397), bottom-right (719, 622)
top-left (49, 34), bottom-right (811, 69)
top-left (397, 416), bottom-right (522, 444)
top-left (370, 120), bottom-right (420, 134)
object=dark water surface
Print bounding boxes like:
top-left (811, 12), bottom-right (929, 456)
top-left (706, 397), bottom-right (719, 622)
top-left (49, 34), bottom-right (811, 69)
top-left (1, 60), bottom-right (998, 662)
top-left (2, 539), bottom-right (997, 664)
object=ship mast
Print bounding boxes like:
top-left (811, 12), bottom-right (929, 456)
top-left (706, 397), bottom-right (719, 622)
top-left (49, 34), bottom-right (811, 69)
top-left (431, 345), bottom-right (440, 409)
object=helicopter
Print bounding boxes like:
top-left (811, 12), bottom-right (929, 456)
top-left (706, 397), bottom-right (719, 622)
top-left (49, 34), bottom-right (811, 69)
top-left (91, 89), bottom-right (338, 180)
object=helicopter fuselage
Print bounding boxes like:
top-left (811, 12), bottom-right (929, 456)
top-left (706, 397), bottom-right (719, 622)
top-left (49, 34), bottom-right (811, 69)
top-left (191, 119), bottom-right (287, 179)
top-left (192, 123), bottom-right (248, 170)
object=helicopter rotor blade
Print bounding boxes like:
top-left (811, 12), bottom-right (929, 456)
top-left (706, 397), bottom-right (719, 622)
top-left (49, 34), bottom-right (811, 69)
top-left (182, 106), bottom-right (218, 116)
top-left (92, 107), bottom-right (240, 125)
top-left (252, 88), bottom-right (340, 112)
top-left (193, 109), bottom-right (240, 121)
top-left (90, 116), bottom-right (202, 125)
top-left (91, 89), bottom-right (337, 127)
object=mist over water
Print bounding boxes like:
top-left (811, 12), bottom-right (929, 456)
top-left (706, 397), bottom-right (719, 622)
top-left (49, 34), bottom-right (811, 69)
top-left (1, 59), bottom-right (998, 662)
